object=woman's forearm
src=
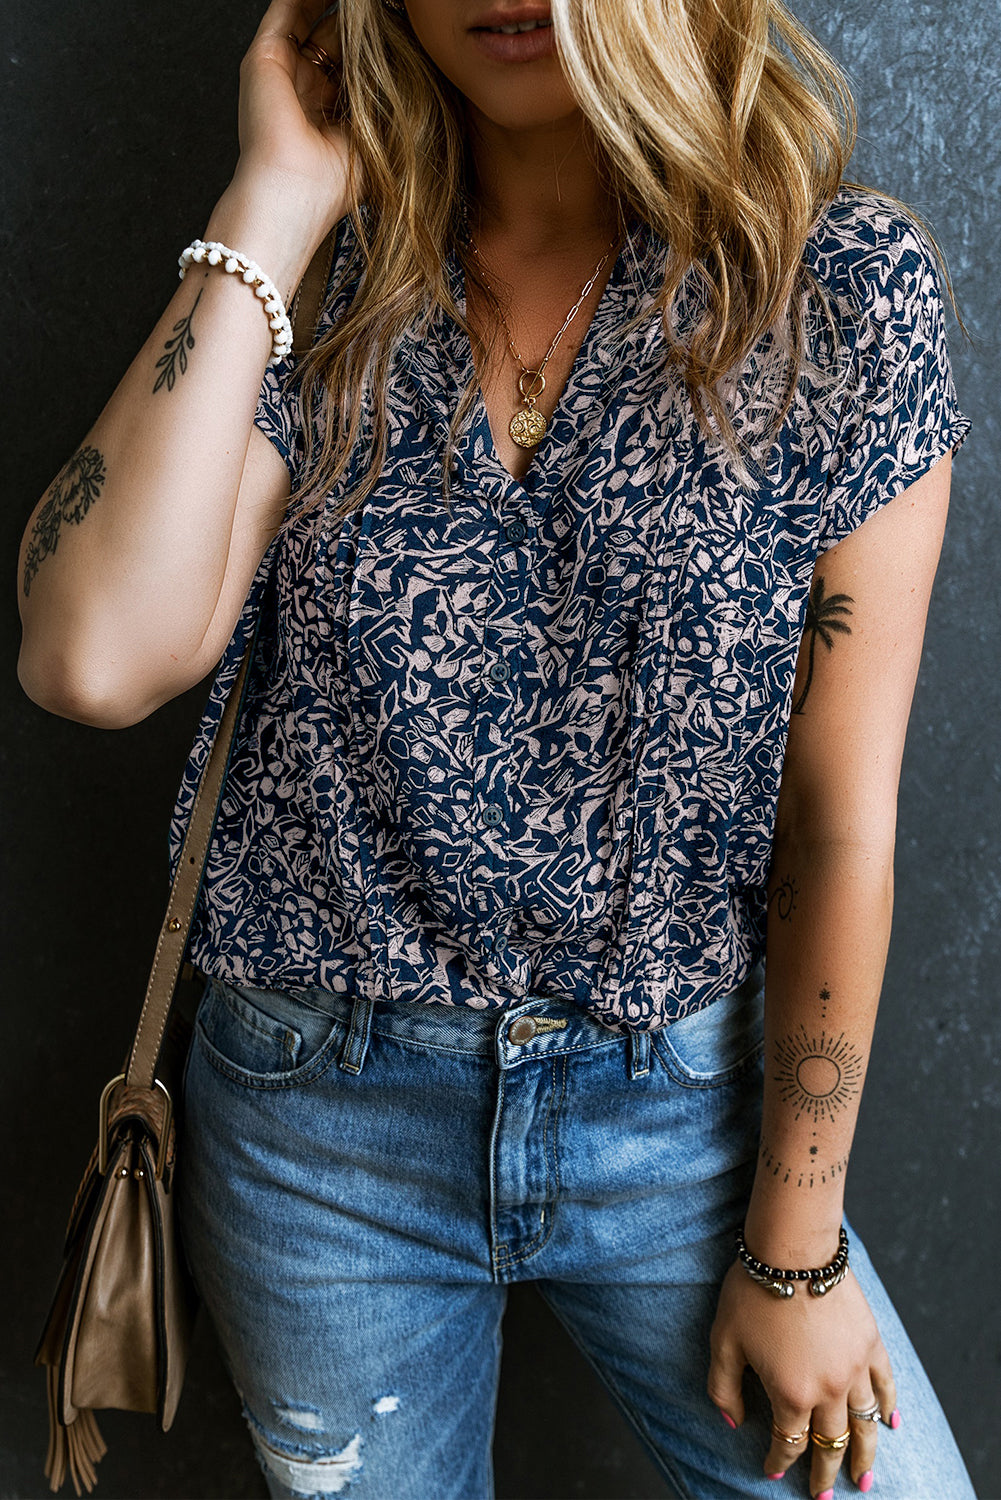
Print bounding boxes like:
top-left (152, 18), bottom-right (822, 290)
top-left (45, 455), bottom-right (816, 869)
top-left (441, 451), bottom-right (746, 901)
top-left (744, 831), bottom-right (894, 1268)
top-left (16, 177), bottom-right (340, 725)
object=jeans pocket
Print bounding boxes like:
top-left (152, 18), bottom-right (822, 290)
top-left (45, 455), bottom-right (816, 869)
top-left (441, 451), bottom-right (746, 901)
top-left (194, 976), bottom-right (346, 1088)
top-left (651, 964), bottom-right (765, 1086)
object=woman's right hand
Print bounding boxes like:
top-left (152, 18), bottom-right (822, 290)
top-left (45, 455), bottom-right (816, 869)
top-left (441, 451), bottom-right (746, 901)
top-left (225, 0), bottom-right (358, 235)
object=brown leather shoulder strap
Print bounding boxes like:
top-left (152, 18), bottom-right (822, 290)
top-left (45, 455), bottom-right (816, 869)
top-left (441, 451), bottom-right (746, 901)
top-left (124, 230), bottom-right (337, 1091)
top-left (292, 228), bottom-right (337, 356)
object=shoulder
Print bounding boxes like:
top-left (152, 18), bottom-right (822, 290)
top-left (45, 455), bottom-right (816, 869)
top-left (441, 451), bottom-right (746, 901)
top-left (802, 184), bottom-right (944, 324)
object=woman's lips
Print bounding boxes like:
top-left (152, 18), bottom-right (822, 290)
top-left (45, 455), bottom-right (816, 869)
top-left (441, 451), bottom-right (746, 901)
top-left (469, 24), bottom-right (556, 63)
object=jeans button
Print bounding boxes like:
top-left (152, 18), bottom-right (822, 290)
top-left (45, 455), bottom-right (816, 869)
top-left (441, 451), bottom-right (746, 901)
top-left (507, 1016), bottom-right (537, 1044)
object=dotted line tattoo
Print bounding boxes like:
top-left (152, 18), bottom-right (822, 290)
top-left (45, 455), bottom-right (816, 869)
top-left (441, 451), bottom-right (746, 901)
top-left (154, 286), bottom-right (202, 393)
top-left (759, 1139), bottom-right (850, 1190)
top-left (23, 445), bottom-right (107, 597)
top-left (792, 575), bottom-right (854, 715)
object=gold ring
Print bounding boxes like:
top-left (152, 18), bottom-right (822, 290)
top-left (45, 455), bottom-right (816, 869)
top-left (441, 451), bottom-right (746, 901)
top-left (288, 35), bottom-right (338, 75)
top-left (848, 1401), bottom-right (882, 1423)
top-left (810, 1427), bottom-right (852, 1451)
top-left (771, 1423), bottom-right (810, 1445)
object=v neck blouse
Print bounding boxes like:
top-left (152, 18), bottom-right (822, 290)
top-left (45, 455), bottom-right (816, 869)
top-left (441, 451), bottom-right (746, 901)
top-left (169, 186), bottom-right (969, 1032)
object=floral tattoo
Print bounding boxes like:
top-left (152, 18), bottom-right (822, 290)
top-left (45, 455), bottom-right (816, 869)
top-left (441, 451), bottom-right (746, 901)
top-left (23, 445), bottom-right (107, 597)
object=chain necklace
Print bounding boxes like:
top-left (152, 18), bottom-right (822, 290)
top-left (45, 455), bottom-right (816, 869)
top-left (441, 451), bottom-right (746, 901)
top-left (466, 231), bottom-right (622, 449)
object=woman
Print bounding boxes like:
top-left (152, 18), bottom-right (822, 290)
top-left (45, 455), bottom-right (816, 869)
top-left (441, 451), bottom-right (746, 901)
top-left (17, 0), bottom-right (974, 1496)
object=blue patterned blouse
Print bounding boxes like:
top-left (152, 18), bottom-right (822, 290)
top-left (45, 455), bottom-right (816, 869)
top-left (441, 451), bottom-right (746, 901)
top-left (169, 187), bottom-right (969, 1032)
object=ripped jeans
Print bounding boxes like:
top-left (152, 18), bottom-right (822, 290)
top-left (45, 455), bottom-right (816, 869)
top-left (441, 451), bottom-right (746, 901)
top-left (176, 970), bottom-right (975, 1500)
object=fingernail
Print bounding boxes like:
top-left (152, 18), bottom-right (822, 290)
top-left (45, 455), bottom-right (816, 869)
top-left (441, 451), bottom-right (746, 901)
top-left (890, 1408), bottom-right (901, 1430)
top-left (720, 1409), bottom-right (737, 1429)
top-left (766, 1473), bottom-right (785, 1481)
top-left (817, 1490), bottom-right (835, 1500)
top-left (859, 1471), bottom-right (874, 1493)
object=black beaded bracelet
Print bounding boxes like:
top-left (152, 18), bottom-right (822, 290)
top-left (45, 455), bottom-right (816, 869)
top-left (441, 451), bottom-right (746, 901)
top-left (734, 1224), bottom-right (850, 1299)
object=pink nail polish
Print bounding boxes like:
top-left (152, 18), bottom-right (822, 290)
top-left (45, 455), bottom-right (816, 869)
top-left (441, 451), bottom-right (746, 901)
top-left (766, 1473), bottom-right (785, 1481)
top-left (890, 1408), bottom-right (901, 1430)
top-left (859, 1471), bottom-right (874, 1493)
top-left (720, 1409), bottom-right (737, 1429)
top-left (817, 1490), bottom-right (835, 1500)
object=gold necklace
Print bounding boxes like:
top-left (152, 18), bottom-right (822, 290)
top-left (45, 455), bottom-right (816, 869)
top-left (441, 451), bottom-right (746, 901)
top-left (466, 232), bottom-right (622, 449)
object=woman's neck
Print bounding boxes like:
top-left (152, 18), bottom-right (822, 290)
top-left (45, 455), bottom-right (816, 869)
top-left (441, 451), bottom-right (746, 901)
top-left (465, 107), bottom-right (621, 255)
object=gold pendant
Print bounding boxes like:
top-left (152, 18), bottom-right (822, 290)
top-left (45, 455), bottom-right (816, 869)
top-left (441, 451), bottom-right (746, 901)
top-left (509, 406), bottom-right (548, 449)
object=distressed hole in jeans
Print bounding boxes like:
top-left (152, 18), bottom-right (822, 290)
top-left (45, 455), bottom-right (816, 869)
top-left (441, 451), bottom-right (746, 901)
top-left (274, 1401), bottom-right (326, 1433)
top-left (372, 1394), bottom-right (401, 1415)
top-left (254, 1430), bottom-right (364, 1496)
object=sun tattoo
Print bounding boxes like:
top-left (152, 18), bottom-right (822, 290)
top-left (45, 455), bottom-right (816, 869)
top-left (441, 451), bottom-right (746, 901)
top-left (773, 1028), bottom-right (864, 1126)
top-left (768, 874), bottom-right (799, 922)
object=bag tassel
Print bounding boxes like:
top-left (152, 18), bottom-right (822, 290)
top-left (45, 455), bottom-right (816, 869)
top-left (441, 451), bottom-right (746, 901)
top-left (44, 1366), bottom-right (107, 1497)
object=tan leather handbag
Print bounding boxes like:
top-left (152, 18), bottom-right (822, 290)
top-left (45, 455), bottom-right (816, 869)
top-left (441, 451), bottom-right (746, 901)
top-left (33, 231), bottom-right (336, 1496)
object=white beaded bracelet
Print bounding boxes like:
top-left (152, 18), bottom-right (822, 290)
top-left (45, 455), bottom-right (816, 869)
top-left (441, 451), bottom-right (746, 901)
top-left (178, 239), bottom-right (294, 365)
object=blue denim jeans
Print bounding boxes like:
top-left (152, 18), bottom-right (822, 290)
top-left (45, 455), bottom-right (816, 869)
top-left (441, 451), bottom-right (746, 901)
top-left (176, 970), bottom-right (974, 1500)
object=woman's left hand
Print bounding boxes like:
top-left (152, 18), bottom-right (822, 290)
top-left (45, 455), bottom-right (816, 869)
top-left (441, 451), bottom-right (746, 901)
top-left (708, 1261), bottom-right (898, 1495)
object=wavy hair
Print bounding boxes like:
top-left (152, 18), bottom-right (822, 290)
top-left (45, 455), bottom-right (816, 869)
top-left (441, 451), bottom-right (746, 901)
top-left (289, 0), bottom-right (861, 523)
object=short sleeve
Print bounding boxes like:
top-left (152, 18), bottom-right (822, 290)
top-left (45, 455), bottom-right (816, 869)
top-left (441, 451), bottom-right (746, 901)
top-left (254, 361), bottom-right (306, 482)
top-left (818, 224), bottom-right (971, 554)
top-left (252, 217), bottom-right (352, 480)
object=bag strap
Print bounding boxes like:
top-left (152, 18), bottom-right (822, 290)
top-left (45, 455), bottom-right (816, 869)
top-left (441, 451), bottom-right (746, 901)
top-left (124, 228), bottom-right (337, 1091)
top-left (291, 229), bottom-right (337, 357)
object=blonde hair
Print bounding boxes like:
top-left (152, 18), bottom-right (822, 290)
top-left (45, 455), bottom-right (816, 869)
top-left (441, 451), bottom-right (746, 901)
top-left (290, 0), bottom-right (859, 524)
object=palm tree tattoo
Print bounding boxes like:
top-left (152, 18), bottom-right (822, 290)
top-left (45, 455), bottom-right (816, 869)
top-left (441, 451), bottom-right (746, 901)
top-left (792, 576), bottom-right (854, 714)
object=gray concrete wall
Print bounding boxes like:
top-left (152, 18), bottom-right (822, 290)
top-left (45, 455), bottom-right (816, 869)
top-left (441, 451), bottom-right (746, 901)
top-left (2, 2), bottom-right (997, 1494)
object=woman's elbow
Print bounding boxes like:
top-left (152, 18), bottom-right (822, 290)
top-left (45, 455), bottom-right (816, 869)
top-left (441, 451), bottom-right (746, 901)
top-left (17, 641), bottom-right (159, 728)
top-left (772, 785), bottom-right (899, 870)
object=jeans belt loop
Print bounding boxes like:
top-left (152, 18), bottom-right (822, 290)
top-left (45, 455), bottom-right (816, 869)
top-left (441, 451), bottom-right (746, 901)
top-left (338, 994), bottom-right (375, 1074)
top-left (628, 1028), bottom-right (650, 1080)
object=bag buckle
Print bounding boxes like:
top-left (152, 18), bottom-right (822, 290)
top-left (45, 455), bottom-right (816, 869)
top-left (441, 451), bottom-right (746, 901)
top-left (98, 1074), bottom-right (173, 1180)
